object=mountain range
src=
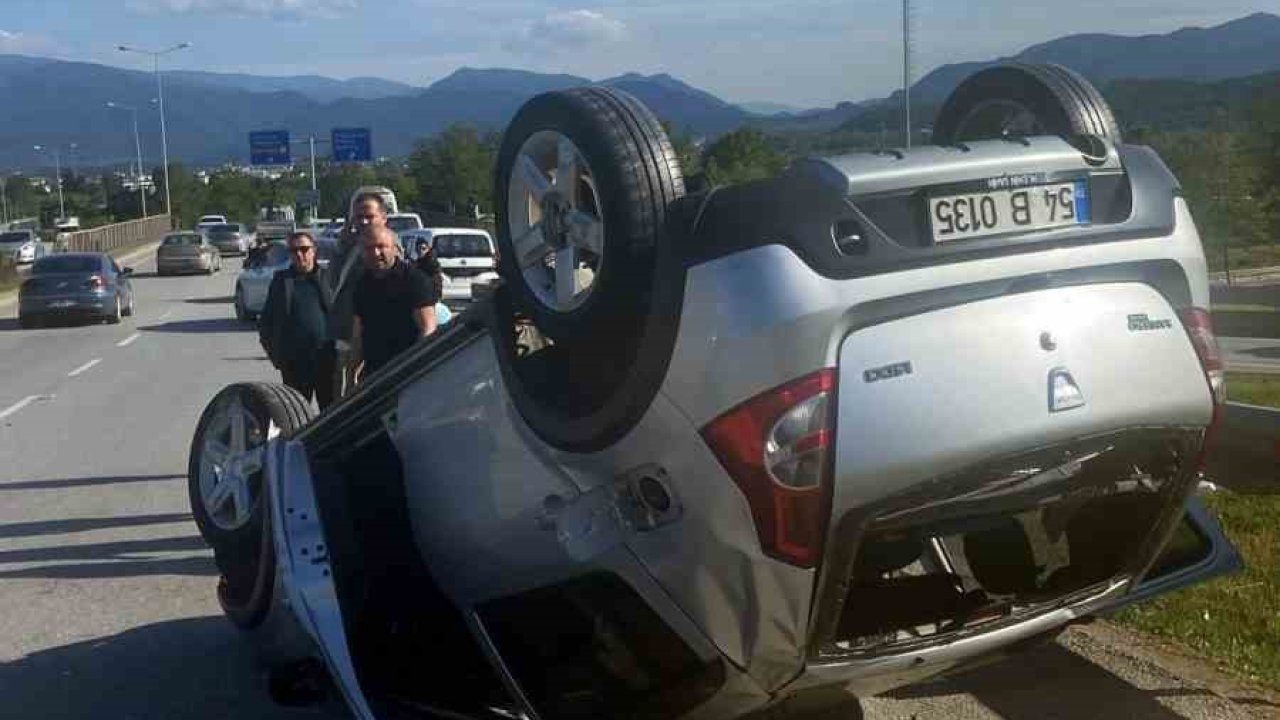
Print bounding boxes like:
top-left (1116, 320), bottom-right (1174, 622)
top-left (0, 11), bottom-right (1276, 169)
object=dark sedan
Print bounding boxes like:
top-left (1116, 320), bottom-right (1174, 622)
top-left (206, 223), bottom-right (255, 256)
top-left (18, 253), bottom-right (135, 328)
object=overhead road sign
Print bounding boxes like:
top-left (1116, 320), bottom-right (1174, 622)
top-left (250, 130), bottom-right (291, 166)
top-left (331, 127), bottom-right (372, 163)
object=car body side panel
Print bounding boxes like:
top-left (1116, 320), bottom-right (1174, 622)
top-left (664, 199), bottom-right (1210, 430)
top-left (389, 335), bottom-right (803, 695)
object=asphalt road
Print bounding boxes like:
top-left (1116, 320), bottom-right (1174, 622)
top-left (0, 253), bottom-right (1274, 720)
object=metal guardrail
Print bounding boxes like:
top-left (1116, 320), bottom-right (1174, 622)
top-left (1205, 402), bottom-right (1280, 492)
top-left (64, 215), bottom-right (171, 254)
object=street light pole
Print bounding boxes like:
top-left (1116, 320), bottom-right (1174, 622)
top-left (33, 145), bottom-right (65, 220)
top-left (118, 42), bottom-right (190, 227)
top-left (107, 102), bottom-right (147, 217)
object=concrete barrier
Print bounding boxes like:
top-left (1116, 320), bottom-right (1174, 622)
top-left (64, 215), bottom-right (172, 254)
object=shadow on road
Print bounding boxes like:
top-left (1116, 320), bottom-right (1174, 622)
top-left (0, 616), bottom-right (333, 720)
top-left (0, 473), bottom-right (183, 492)
top-left (140, 318), bottom-right (248, 334)
top-left (186, 296), bottom-right (235, 305)
top-left (888, 641), bottom-right (1232, 719)
top-left (0, 512), bottom-right (191, 539)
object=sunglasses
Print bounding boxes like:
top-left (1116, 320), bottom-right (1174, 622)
top-left (289, 245), bottom-right (315, 254)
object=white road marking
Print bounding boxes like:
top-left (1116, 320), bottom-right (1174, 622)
top-left (67, 358), bottom-right (102, 377)
top-left (0, 395), bottom-right (52, 421)
top-left (116, 332), bottom-right (142, 347)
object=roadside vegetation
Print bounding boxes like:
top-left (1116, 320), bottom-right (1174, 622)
top-left (0, 256), bottom-right (16, 294)
top-left (1114, 372), bottom-right (1280, 691)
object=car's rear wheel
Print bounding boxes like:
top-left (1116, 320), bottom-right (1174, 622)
top-left (188, 382), bottom-right (314, 629)
top-left (234, 285), bottom-right (253, 322)
top-left (18, 313), bottom-right (37, 329)
top-left (106, 295), bottom-right (122, 324)
top-left (932, 63), bottom-right (1122, 146)
top-left (123, 292), bottom-right (134, 317)
top-left (491, 86), bottom-right (689, 451)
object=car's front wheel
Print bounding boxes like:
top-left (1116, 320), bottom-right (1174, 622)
top-left (188, 383), bottom-right (314, 628)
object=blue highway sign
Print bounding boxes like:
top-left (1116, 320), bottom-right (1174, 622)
top-left (250, 130), bottom-right (291, 166)
top-left (331, 127), bottom-right (372, 163)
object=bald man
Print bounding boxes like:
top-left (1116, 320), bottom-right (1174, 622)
top-left (351, 225), bottom-right (439, 381)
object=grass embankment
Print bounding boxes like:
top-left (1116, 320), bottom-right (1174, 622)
top-left (1114, 372), bottom-right (1280, 690)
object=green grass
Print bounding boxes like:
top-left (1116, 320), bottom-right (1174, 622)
top-left (1115, 491), bottom-right (1280, 690)
top-left (1226, 373), bottom-right (1280, 408)
top-left (1210, 244), bottom-right (1280, 273)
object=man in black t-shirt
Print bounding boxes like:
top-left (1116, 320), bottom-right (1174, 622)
top-left (352, 226), bottom-right (439, 379)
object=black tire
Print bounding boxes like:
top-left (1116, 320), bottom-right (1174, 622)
top-left (494, 85), bottom-right (685, 341)
top-left (122, 292), bottom-right (134, 317)
top-left (234, 285), bottom-right (253, 323)
top-left (187, 382), bottom-right (314, 629)
top-left (490, 87), bottom-right (690, 451)
top-left (106, 295), bottom-right (122, 325)
top-left (933, 63), bottom-right (1122, 147)
top-left (18, 313), bottom-right (35, 329)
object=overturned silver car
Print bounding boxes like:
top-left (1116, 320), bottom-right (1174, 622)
top-left (187, 63), bottom-right (1241, 720)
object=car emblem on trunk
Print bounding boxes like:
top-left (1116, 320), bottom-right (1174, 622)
top-left (1048, 367), bottom-right (1085, 412)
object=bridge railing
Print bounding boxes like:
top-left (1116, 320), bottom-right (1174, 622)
top-left (64, 215), bottom-right (172, 254)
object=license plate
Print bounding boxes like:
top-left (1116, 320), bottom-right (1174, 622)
top-left (929, 180), bottom-right (1090, 244)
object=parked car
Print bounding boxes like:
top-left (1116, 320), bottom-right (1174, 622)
top-left (0, 229), bottom-right (48, 265)
top-left (233, 241), bottom-right (290, 322)
top-left (348, 185), bottom-right (399, 218)
top-left (254, 221), bottom-right (296, 245)
top-left (18, 253), bottom-right (134, 327)
top-left (187, 67), bottom-right (1241, 720)
top-left (197, 214), bottom-right (229, 232)
top-left (157, 231), bottom-right (223, 276)
top-left (386, 212), bottom-right (424, 234)
top-left (319, 219), bottom-right (345, 241)
top-left (401, 227), bottom-right (499, 303)
top-left (205, 223), bottom-right (255, 256)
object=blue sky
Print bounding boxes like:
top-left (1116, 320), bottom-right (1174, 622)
top-left (0, 0), bottom-right (1270, 107)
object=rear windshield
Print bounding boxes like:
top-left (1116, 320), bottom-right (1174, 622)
top-left (433, 234), bottom-right (493, 258)
top-left (0, 231), bottom-right (31, 244)
top-left (210, 224), bottom-right (240, 233)
top-left (387, 216), bottom-right (421, 232)
top-left (163, 234), bottom-right (203, 246)
top-left (33, 255), bottom-right (100, 274)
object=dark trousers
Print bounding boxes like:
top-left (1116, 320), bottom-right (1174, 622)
top-left (280, 347), bottom-right (337, 411)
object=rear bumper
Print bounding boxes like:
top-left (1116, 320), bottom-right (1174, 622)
top-left (20, 293), bottom-right (110, 316)
top-left (158, 257), bottom-right (212, 273)
top-left (213, 244), bottom-right (245, 256)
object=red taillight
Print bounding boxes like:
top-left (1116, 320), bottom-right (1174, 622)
top-left (1179, 307), bottom-right (1225, 470)
top-left (86, 275), bottom-right (105, 291)
top-left (701, 369), bottom-right (837, 568)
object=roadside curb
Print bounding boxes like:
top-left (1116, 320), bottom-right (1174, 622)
top-left (0, 240), bottom-right (162, 310)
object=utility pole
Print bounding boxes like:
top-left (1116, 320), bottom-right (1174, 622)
top-left (107, 101), bottom-right (147, 217)
top-left (902, 0), bottom-right (912, 148)
top-left (119, 43), bottom-right (191, 227)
